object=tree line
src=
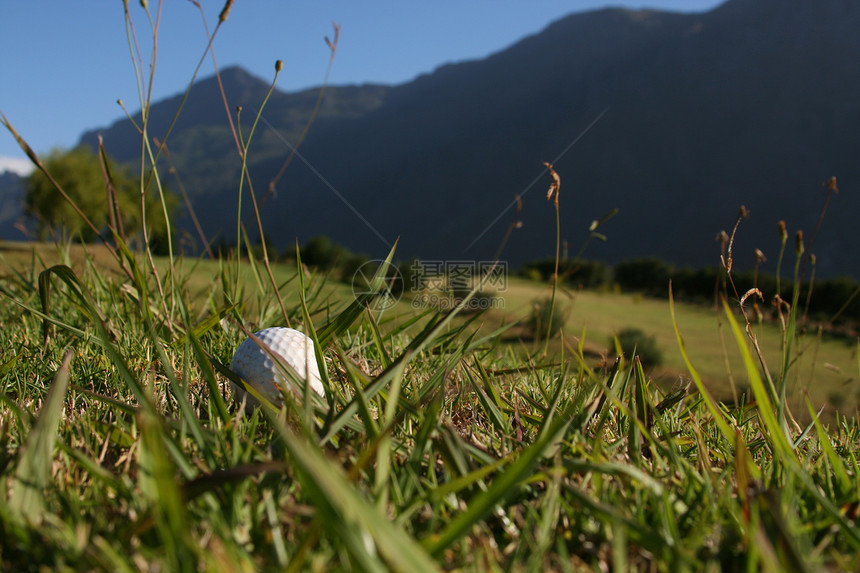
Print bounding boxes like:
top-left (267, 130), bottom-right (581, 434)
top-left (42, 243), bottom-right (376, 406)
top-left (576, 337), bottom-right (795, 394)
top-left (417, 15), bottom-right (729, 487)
top-left (520, 257), bottom-right (860, 331)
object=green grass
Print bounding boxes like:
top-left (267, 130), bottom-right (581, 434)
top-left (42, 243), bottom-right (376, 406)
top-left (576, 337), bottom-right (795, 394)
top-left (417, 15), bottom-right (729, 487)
top-left (1, 241), bottom-right (860, 571)
top-left (6, 244), bottom-right (857, 419)
top-left (3, 3), bottom-right (860, 570)
top-left (462, 277), bottom-right (859, 420)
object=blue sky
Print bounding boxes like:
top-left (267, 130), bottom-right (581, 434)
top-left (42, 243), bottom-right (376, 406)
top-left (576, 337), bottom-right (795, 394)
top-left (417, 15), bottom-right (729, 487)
top-left (0, 0), bottom-right (724, 174)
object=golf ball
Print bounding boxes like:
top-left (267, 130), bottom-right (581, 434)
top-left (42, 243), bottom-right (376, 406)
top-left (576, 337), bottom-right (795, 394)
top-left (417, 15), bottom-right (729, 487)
top-left (230, 327), bottom-right (325, 406)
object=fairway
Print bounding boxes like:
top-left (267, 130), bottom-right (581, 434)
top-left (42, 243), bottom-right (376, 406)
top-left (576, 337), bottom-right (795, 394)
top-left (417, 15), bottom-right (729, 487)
top-left (4, 241), bottom-right (856, 420)
top-left (475, 277), bottom-right (859, 419)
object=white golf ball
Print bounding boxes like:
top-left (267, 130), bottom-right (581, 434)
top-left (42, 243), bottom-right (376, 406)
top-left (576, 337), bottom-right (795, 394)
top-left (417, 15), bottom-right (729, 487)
top-left (230, 327), bottom-right (325, 406)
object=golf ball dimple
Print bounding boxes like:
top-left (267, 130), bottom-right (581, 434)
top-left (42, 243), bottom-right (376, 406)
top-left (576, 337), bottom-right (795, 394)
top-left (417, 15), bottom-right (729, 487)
top-left (230, 327), bottom-right (325, 406)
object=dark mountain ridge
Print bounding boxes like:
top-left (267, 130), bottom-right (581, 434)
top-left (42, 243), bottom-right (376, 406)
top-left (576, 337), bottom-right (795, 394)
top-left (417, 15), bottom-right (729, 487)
top-left (0, 171), bottom-right (25, 240)
top-left (80, 0), bottom-right (860, 277)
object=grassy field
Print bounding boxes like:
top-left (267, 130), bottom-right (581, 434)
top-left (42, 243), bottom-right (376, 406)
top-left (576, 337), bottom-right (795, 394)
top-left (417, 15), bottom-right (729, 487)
top-left (2, 240), bottom-right (860, 571)
top-left (492, 278), bottom-right (859, 420)
top-left (8, 242), bottom-right (857, 421)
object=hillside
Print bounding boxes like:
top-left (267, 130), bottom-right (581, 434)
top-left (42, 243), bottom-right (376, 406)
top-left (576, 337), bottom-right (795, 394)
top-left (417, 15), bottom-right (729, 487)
top-left (0, 171), bottom-right (24, 240)
top-left (80, 0), bottom-right (860, 276)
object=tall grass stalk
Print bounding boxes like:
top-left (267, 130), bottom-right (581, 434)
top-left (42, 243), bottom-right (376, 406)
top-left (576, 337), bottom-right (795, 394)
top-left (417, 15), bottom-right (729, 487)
top-left (542, 162), bottom-right (562, 355)
top-left (122, 1), bottom-right (177, 323)
top-left (233, 62), bottom-right (293, 326)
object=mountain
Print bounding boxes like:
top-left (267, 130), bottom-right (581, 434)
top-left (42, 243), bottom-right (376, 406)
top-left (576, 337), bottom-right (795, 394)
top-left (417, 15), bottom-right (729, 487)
top-left (81, 0), bottom-right (860, 277)
top-left (0, 171), bottom-right (25, 240)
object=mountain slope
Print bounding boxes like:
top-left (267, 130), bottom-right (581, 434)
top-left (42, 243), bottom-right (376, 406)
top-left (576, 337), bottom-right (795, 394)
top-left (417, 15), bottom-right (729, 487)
top-left (81, 0), bottom-right (860, 276)
top-left (0, 171), bottom-right (25, 240)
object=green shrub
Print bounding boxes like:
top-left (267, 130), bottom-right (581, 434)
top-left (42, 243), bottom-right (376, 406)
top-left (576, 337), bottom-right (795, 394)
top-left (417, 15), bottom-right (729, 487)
top-left (519, 258), bottom-right (609, 289)
top-left (298, 235), bottom-right (348, 269)
top-left (448, 281), bottom-right (499, 313)
top-left (612, 327), bottom-right (663, 367)
top-left (398, 258), bottom-right (425, 292)
top-left (339, 253), bottom-right (371, 284)
top-left (613, 258), bottom-right (673, 297)
top-left (526, 297), bottom-right (567, 340)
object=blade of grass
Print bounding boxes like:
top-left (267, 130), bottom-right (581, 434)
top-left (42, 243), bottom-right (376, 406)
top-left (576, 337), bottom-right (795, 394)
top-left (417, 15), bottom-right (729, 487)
top-left (722, 298), bottom-right (794, 460)
top-left (268, 413), bottom-right (440, 573)
top-left (138, 408), bottom-right (196, 573)
top-left (365, 306), bottom-right (393, 370)
top-left (8, 349), bottom-right (73, 526)
top-left (39, 265), bottom-right (156, 414)
top-left (805, 397), bottom-right (852, 497)
top-left (316, 240), bottom-right (400, 346)
top-left (669, 285), bottom-right (734, 442)
top-left (423, 395), bottom-right (580, 556)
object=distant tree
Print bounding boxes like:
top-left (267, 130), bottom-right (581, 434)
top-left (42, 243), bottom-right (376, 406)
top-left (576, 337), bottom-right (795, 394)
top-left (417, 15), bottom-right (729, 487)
top-left (810, 276), bottom-right (860, 323)
top-left (25, 146), bottom-right (175, 250)
top-left (339, 253), bottom-right (370, 285)
top-left (670, 266), bottom-right (721, 303)
top-left (518, 258), bottom-right (609, 289)
top-left (25, 147), bottom-right (107, 242)
top-left (299, 235), bottom-right (348, 269)
top-left (613, 258), bottom-right (673, 296)
top-left (399, 258), bottom-right (425, 292)
top-left (250, 234), bottom-right (278, 261)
